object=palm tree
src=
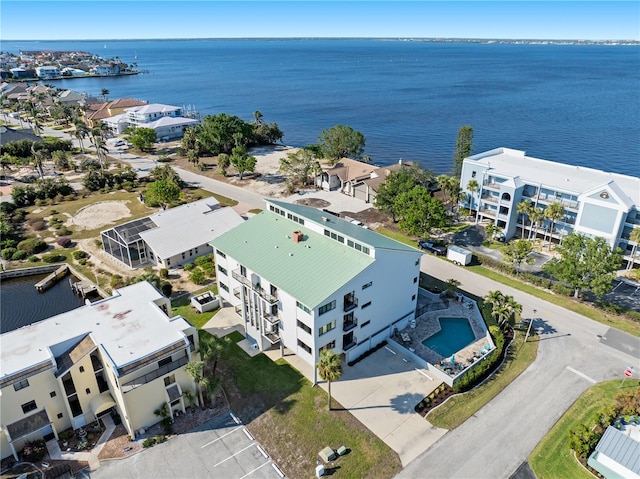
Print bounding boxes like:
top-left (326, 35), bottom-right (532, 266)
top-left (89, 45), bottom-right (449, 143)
top-left (253, 110), bottom-right (263, 125)
top-left (544, 202), bottom-right (565, 250)
top-left (629, 227), bottom-right (640, 270)
top-left (100, 88), bottom-right (110, 102)
top-left (516, 200), bottom-right (532, 239)
top-left (185, 360), bottom-right (206, 408)
top-left (317, 349), bottom-right (342, 411)
top-left (504, 296), bottom-right (523, 327)
top-left (466, 179), bottom-right (479, 222)
top-left (93, 136), bottom-right (109, 170)
top-left (73, 120), bottom-right (89, 152)
top-left (528, 206), bottom-right (544, 242)
top-left (30, 143), bottom-right (47, 179)
top-left (445, 278), bottom-right (461, 298)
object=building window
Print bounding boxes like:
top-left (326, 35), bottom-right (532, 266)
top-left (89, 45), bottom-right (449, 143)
top-left (296, 301), bottom-right (311, 314)
top-left (164, 374), bottom-right (176, 386)
top-left (319, 341), bottom-right (336, 354)
top-left (50, 391), bottom-right (56, 398)
top-left (319, 320), bottom-right (336, 336)
top-left (415, 258), bottom-right (420, 266)
top-left (361, 301), bottom-right (371, 309)
top-left (220, 282), bottom-right (229, 292)
top-left (318, 300), bottom-right (336, 315)
top-left (347, 239), bottom-right (354, 247)
top-left (218, 265), bottom-right (228, 275)
top-left (57, 413), bottom-right (63, 419)
top-left (412, 294), bottom-right (416, 301)
top-left (216, 249), bottom-right (226, 258)
top-left (362, 281), bottom-right (372, 290)
top-left (337, 235), bottom-right (344, 243)
top-left (182, 253), bottom-right (186, 259)
top-left (297, 339), bottom-right (312, 354)
top-left (324, 229), bottom-right (331, 237)
top-left (361, 320), bottom-right (370, 328)
top-left (297, 319), bottom-right (311, 334)
top-left (189, 249), bottom-right (193, 257)
top-left (13, 379), bottom-right (29, 391)
top-left (85, 388), bottom-right (91, 395)
top-left (362, 246), bottom-right (370, 254)
top-left (413, 277), bottom-right (417, 283)
top-left (79, 366), bottom-right (85, 373)
top-left (472, 171), bottom-right (476, 178)
top-left (158, 357), bottom-right (172, 368)
top-left (21, 400), bottom-right (37, 414)
top-left (240, 265), bottom-right (246, 277)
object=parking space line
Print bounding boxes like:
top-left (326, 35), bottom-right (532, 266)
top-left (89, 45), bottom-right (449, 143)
top-left (257, 444), bottom-right (269, 458)
top-left (243, 428), bottom-right (254, 441)
top-left (271, 463), bottom-right (286, 478)
top-left (200, 425), bottom-right (243, 448)
top-left (213, 443), bottom-right (255, 467)
top-left (239, 459), bottom-right (272, 479)
top-left (230, 412), bottom-right (242, 425)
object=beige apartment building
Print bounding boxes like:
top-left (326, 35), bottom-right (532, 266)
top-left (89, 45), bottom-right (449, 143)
top-left (0, 282), bottom-right (199, 461)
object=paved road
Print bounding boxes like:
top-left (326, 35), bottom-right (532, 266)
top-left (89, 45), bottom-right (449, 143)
top-left (396, 255), bottom-right (639, 479)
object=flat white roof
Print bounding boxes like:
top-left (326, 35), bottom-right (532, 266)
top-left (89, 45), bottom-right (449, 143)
top-left (145, 116), bottom-right (199, 129)
top-left (465, 148), bottom-right (640, 206)
top-left (0, 282), bottom-right (190, 382)
top-left (126, 103), bottom-right (181, 115)
top-left (139, 200), bottom-right (244, 260)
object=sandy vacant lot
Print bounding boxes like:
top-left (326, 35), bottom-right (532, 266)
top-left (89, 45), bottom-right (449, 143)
top-left (69, 200), bottom-right (132, 230)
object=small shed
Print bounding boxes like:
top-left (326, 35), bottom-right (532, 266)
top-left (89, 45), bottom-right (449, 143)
top-left (190, 291), bottom-right (220, 313)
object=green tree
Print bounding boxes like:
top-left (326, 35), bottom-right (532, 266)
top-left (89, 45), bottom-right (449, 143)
top-left (181, 126), bottom-right (202, 156)
top-left (184, 360), bottom-right (206, 408)
top-left (452, 125), bottom-right (474, 178)
top-left (374, 164), bottom-right (433, 222)
top-left (217, 153), bottom-right (230, 176)
top-left (543, 202), bottom-right (565, 250)
top-left (543, 233), bottom-right (623, 299)
top-left (229, 146), bottom-right (256, 180)
top-left (483, 290), bottom-right (521, 327)
top-left (466, 178), bottom-right (479, 221)
top-left (528, 206), bottom-right (544, 241)
top-left (445, 278), bottom-right (461, 298)
top-left (198, 113), bottom-right (254, 155)
top-left (73, 120), bottom-right (89, 153)
top-left (253, 110), bottom-right (263, 124)
top-left (150, 164), bottom-right (184, 186)
top-left (125, 127), bottom-right (157, 152)
top-left (395, 185), bottom-right (449, 238)
top-left (436, 175), bottom-right (461, 216)
top-left (501, 238), bottom-right (534, 274)
top-left (145, 179), bottom-right (181, 208)
top-left (317, 349), bottom-right (342, 411)
top-left (318, 125), bottom-right (365, 164)
top-left (516, 200), bottom-right (533, 239)
top-left (100, 88), bottom-right (110, 102)
top-left (629, 227), bottom-right (640, 268)
top-left (278, 148), bottom-right (321, 189)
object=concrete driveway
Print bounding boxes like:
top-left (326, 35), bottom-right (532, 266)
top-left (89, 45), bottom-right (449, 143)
top-left (91, 412), bottom-right (285, 479)
top-left (329, 345), bottom-right (447, 466)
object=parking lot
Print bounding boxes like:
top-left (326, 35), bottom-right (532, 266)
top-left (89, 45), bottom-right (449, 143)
top-left (90, 412), bottom-right (285, 479)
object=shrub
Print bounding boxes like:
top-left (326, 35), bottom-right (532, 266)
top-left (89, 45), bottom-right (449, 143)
top-left (161, 281), bottom-right (172, 297)
top-left (550, 282), bottom-right (573, 296)
top-left (17, 238), bottom-right (47, 255)
top-left (77, 258), bottom-right (87, 265)
top-left (201, 262), bottom-right (215, 277)
top-left (184, 263), bottom-right (195, 271)
top-left (194, 255), bottom-right (213, 267)
top-left (57, 228), bottom-right (72, 237)
top-left (28, 255), bottom-right (39, 262)
top-left (189, 268), bottom-right (206, 285)
top-left (72, 250), bottom-right (88, 260)
top-left (21, 439), bottom-right (47, 462)
top-left (2, 247), bottom-right (17, 259)
top-left (30, 219), bottom-right (47, 231)
top-left (95, 240), bottom-right (103, 248)
top-left (42, 253), bottom-right (65, 263)
top-left (159, 268), bottom-right (169, 279)
top-left (11, 250), bottom-right (28, 260)
top-left (56, 237), bottom-right (72, 248)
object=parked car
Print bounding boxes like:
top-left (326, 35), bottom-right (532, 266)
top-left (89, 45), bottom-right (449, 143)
top-left (417, 241), bottom-right (446, 255)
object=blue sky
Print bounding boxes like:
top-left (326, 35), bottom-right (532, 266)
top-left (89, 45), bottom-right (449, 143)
top-left (2, 1), bottom-right (638, 41)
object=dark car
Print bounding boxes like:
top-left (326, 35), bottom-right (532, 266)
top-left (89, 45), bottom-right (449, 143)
top-left (417, 241), bottom-right (446, 255)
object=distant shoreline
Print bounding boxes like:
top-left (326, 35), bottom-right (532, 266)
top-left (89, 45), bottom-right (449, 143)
top-left (4, 37), bottom-right (640, 45)
top-left (4, 72), bottom-right (139, 83)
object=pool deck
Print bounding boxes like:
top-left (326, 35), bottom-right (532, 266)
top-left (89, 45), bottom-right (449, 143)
top-left (394, 292), bottom-right (491, 374)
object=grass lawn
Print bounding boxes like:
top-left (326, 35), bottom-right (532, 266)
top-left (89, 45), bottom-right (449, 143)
top-left (217, 331), bottom-right (402, 479)
top-left (171, 286), bottom-right (219, 329)
top-left (427, 327), bottom-right (538, 429)
top-left (529, 380), bottom-right (640, 479)
top-left (376, 227), bottom-right (419, 249)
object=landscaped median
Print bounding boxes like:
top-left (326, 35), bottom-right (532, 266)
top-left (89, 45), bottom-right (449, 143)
top-left (215, 330), bottom-right (402, 479)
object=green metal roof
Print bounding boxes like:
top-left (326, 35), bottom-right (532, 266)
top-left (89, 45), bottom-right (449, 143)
top-left (211, 210), bottom-right (375, 309)
top-left (267, 200), bottom-right (418, 253)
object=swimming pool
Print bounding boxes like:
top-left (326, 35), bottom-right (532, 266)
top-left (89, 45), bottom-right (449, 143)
top-left (422, 317), bottom-right (476, 358)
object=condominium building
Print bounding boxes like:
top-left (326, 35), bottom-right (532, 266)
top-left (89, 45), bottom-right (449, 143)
top-left (211, 200), bottom-right (423, 382)
top-left (0, 282), bottom-right (199, 461)
top-left (459, 148), bottom-right (640, 269)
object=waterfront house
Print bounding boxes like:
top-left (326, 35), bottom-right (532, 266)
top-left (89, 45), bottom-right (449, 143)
top-left (102, 103), bottom-right (199, 139)
top-left (317, 158), bottom-right (379, 195)
top-left (459, 148), bottom-right (640, 269)
top-left (84, 98), bottom-right (148, 128)
top-left (211, 199), bottom-right (422, 382)
top-left (101, 198), bottom-right (244, 269)
top-left (35, 65), bottom-right (61, 79)
top-left (0, 281), bottom-right (199, 461)
top-left (352, 160), bottom-right (415, 204)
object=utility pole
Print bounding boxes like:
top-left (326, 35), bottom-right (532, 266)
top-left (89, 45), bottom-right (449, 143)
top-left (525, 309), bottom-right (536, 342)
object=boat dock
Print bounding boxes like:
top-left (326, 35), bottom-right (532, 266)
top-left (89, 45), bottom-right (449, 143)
top-left (34, 265), bottom-right (69, 292)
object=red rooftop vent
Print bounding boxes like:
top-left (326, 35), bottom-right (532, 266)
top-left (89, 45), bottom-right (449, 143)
top-left (293, 231), bottom-right (304, 243)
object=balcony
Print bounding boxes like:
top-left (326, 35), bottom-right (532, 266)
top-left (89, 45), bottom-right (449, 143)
top-left (481, 194), bottom-right (499, 203)
top-left (121, 355), bottom-right (189, 393)
top-left (255, 287), bottom-right (278, 304)
top-left (232, 270), bottom-right (278, 304)
top-left (264, 331), bottom-right (280, 344)
top-left (343, 317), bottom-right (358, 332)
top-left (343, 298), bottom-right (358, 312)
top-left (343, 338), bottom-right (357, 351)
top-left (482, 181), bottom-right (501, 190)
top-left (233, 287), bottom-right (242, 299)
top-left (234, 305), bottom-right (243, 317)
top-left (262, 310), bottom-right (279, 324)
top-left (232, 269), bottom-right (251, 287)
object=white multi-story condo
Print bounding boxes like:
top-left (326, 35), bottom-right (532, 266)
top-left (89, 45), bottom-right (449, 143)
top-left (0, 282), bottom-right (199, 461)
top-left (459, 148), bottom-right (640, 269)
top-left (211, 200), bottom-right (423, 382)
